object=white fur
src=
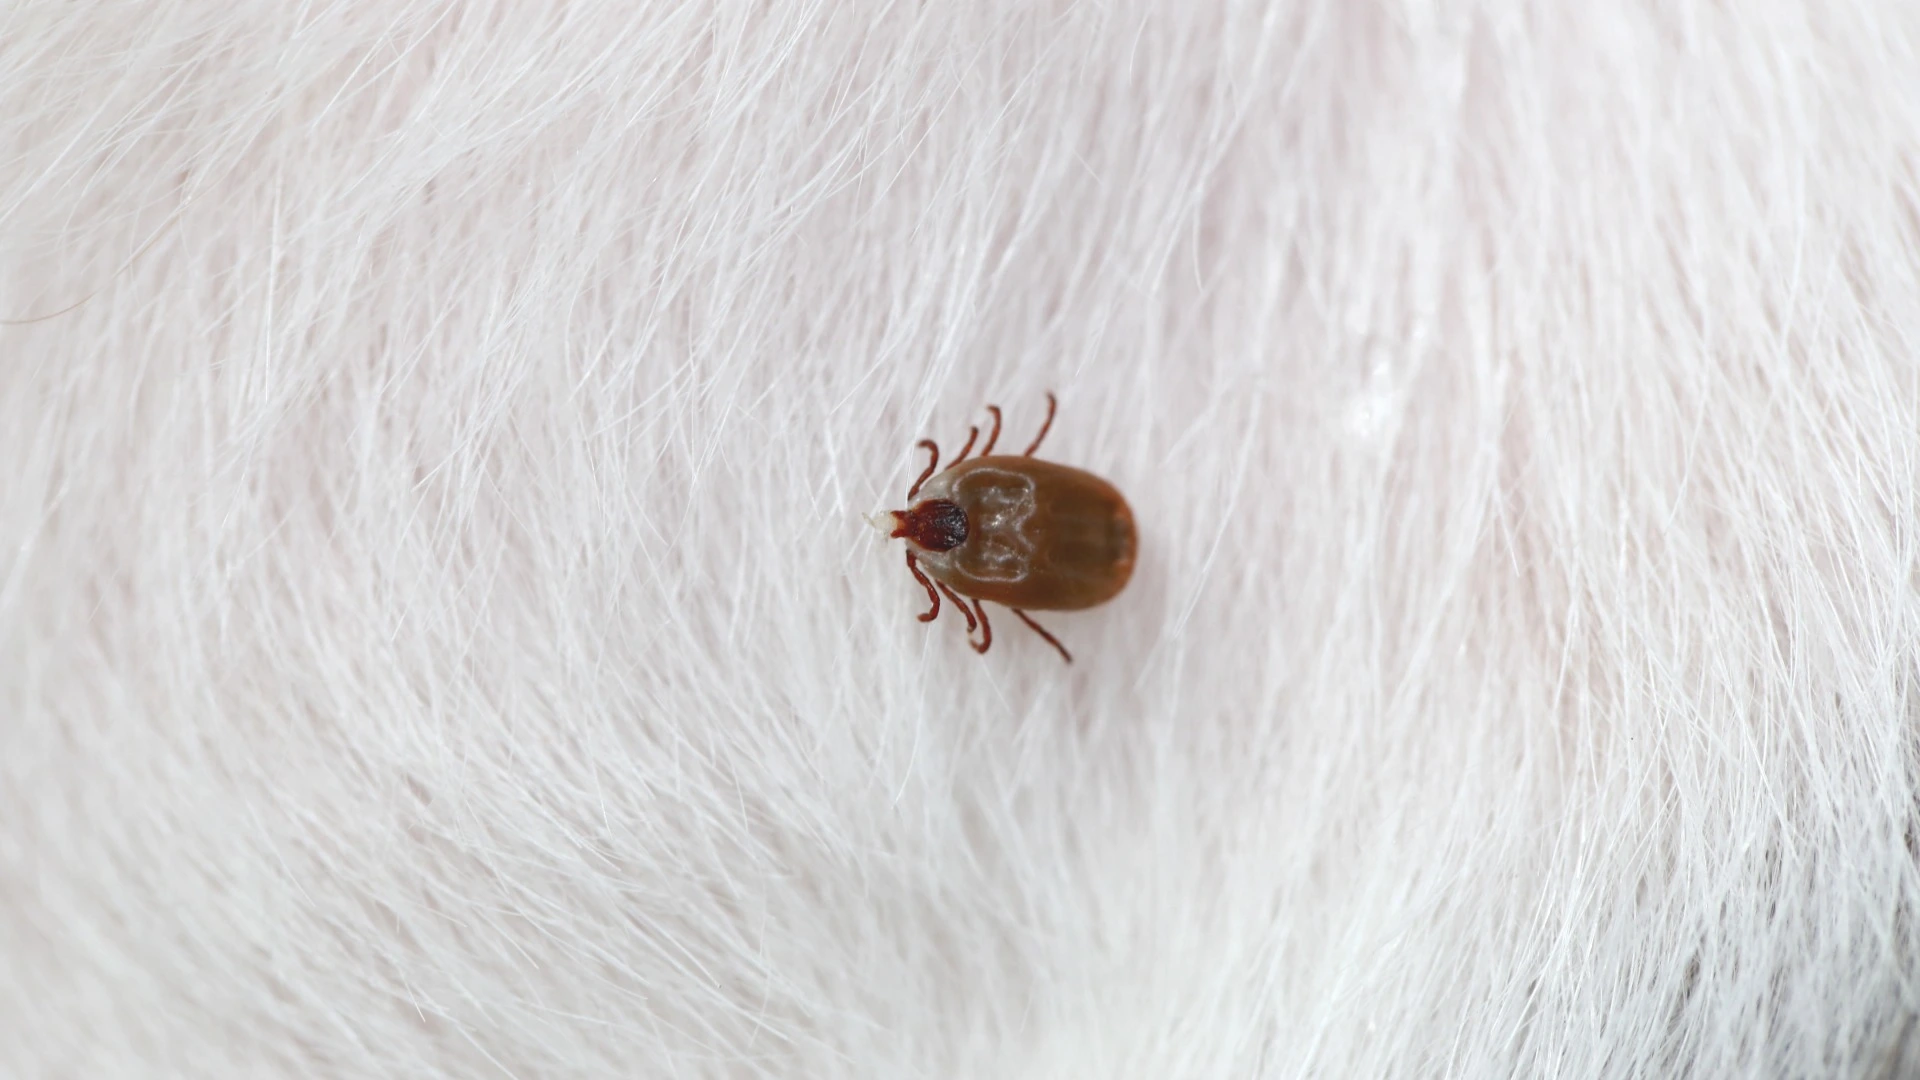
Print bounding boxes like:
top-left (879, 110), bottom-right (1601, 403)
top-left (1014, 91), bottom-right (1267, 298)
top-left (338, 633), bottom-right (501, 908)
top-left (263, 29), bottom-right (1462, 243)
top-left (5, 1), bottom-right (1919, 1076)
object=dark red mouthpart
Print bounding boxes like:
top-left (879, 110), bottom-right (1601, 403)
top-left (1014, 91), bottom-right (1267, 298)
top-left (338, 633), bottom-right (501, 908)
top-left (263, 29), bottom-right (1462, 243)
top-left (889, 499), bottom-right (969, 552)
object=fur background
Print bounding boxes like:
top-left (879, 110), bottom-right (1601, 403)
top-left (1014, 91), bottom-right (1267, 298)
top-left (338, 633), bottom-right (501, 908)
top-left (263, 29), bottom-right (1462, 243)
top-left (5, 1), bottom-right (1920, 1076)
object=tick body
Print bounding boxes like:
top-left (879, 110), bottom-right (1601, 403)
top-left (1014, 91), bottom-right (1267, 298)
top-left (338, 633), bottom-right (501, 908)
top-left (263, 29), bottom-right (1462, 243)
top-left (879, 393), bottom-right (1135, 664)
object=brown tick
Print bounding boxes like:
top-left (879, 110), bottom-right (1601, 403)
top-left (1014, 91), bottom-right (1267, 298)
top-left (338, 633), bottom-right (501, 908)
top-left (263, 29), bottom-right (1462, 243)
top-left (874, 392), bottom-right (1136, 664)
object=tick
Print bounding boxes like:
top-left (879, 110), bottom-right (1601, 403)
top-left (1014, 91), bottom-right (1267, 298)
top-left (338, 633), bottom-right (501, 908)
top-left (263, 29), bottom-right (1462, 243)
top-left (874, 392), bottom-right (1136, 664)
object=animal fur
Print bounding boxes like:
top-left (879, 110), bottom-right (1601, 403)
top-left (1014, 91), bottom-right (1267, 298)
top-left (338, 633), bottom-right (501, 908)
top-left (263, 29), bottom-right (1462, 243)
top-left (4, 1), bottom-right (1919, 1076)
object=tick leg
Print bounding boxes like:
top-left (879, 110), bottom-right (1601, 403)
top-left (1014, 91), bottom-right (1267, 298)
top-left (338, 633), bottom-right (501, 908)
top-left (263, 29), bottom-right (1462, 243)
top-left (935, 583), bottom-right (977, 634)
top-left (969, 599), bottom-right (993, 654)
top-left (1023, 392), bottom-right (1057, 456)
top-left (1012, 609), bottom-right (1073, 664)
top-left (978, 405), bottom-right (1003, 456)
top-left (908, 440), bottom-right (939, 499)
top-left (905, 550), bottom-right (939, 621)
top-left (953, 424), bottom-right (979, 464)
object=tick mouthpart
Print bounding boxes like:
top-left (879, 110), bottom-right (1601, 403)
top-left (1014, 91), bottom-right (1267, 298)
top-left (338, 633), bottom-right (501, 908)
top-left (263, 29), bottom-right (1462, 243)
top-left (862, 511), bottom-right (901, 537)
top-left (886, 499), bottom-right (968, 552)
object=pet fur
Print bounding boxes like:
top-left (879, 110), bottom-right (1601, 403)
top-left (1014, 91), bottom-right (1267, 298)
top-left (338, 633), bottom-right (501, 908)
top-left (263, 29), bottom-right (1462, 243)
top-left (4, 1), bottom-right (1919, 1076)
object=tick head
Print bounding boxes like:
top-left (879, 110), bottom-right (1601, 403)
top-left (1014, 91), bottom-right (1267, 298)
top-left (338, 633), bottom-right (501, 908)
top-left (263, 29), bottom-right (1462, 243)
top-left (880, 499), bottom-right (969, 553)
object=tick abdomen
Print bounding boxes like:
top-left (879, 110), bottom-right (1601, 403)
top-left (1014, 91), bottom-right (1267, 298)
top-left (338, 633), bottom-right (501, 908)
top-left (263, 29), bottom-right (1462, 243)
top-left (916, 456), bottom-right (1135, 611)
